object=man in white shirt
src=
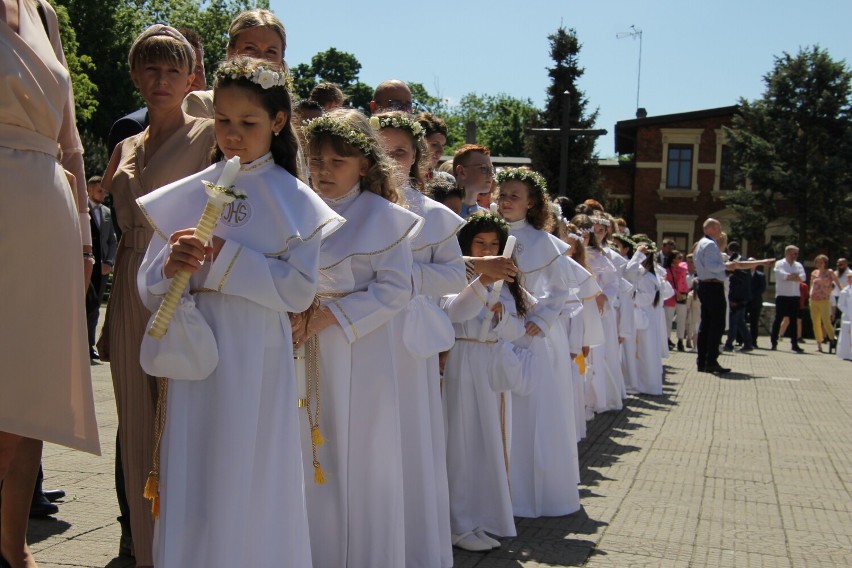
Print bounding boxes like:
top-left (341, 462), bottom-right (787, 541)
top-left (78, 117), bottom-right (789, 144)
top-left (771, 245), bottom-right (806, 352)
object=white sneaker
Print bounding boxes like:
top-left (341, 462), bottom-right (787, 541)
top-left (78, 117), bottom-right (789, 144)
top-left (474, 529), bottom-right (501, 548)
top-left (452, 531), bottom-right (491, 552)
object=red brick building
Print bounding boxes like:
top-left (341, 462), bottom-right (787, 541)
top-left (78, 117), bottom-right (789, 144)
top-left (604, 106), bottom-right (791, 256)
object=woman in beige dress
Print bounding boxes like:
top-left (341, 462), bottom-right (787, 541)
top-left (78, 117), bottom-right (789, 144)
top-left (101, 25), bottom-right (215, 568)
top-left (0, 1), bottom-right (100, 566)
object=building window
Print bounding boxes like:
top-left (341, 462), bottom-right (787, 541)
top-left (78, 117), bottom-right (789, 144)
top-left (666, 145), bottom-right (693, 189)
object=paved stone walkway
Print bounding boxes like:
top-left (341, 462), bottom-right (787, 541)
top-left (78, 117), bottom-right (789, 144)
top-left (28, 343), bottom-right (852, 567)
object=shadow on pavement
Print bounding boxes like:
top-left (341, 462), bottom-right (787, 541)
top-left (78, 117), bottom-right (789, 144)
top-left (26, 517), bottom-right (71, 544)
top-left (453, 372), bottom-right (680, 566)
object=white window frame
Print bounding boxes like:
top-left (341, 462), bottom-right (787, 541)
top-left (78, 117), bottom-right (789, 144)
top-left (658, 128), bottom-right (702, 199)
top-left (655, 214), bottom-right (699, 253)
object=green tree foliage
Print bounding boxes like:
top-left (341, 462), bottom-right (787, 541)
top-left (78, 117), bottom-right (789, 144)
top-left (443, 93), bottom-right (538, 157)
top-left (51, 2), bottom-right (97, 123)
top-left (408, 82), bottom-right (442, 114)
top-left (55, 0), bottom-right (267, 175)
top-left (291, 48), bottom-right (373, 110)
top-left (525, 26), bottom-right (601, 201)
top-left (724, 46), bottom-right (852, 256)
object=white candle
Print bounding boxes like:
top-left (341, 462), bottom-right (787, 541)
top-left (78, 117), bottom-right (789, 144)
top-left (218, 155), bottom-right (241, 189)
top-left (478, 235), bottom-right (516, 341)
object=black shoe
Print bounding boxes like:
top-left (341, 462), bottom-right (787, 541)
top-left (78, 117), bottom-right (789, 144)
top-left (705, 363), bottom-right (731, 374)
top-left (89, 347), bottom-right (99, 359)
top-left (43, 489), bottom-right (66, 502)
top-left (119, 532), bottom-right (134, 557)
top-left (723, 344), bottom-right (734, 352)
top-left (771, 343), bottom-right (778, 351)
top-left (30, 493), bottom-right (59, 518)
top-left (791, 345), bottom-right (804, 353)
top-left (668, 340), bottom-right (675, 349)
top-left (830, 340), bottom-right (837, 354)
top-left (697, 366), bottom-right (706, 372)
top-left (740, 346), bottom-right (755, 352)
top-left (677, 340), bottom-right (685, 352)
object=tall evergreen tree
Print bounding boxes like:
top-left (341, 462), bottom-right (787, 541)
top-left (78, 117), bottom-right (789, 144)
top-left (724, 46), bottom-right (852, 256)
top-left (525, 26), bottom-right (601, 201)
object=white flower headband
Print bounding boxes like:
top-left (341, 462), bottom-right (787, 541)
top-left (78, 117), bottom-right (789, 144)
top-left (565, 233), bottom-right (583, 242)
top-left (591, 216), bottom-right (611, 227)
top-left (578, 227), bottom-right (594, 234)
top-left (215, 61), bottom-right (289, 90)
top-left (369, 115), bottom-right (425, 141)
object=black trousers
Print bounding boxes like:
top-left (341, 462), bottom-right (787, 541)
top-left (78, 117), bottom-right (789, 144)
top-left (771, 295), bottom-right (800, 347)
top-left (697, 281), bottom-right (725, 367)
top-left (747, 298), bottom-right (763, 344)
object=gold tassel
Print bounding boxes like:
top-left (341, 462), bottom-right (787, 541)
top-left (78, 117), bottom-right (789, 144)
top-left (313, 460), bottom-right (327, 485)
top-left (311, 425), bottom-right (325, 447)
top-left (576, 352), bottom-right (586, 375)
top-left (144, 470), bottom-right (159, 518)
top-left (144, 471), bottom-right (160, 518)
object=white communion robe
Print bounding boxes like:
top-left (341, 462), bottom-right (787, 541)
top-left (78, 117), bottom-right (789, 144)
top-left (634, 267), bottom-right (665, 395)
top-left (301, 186), bottom-right (422, 568)
top-left (507, 219), bottom-right (581, 518)
top-left (604, 246), bottom-right (631, 399)
top-left (621, 250), bottom-right (645, 393)
top-left (442, 278), bottom-right (527, 538)
top-left (137, 155), bottom-right (344, 568)
top-left (557, 255), bottom-right (601, 441)
top-left (837, 287), bottom-right (852, 360)
top-left (393, 185), bottom-right (465, 568)
top-left (586, 247), bottom-right (625, 412)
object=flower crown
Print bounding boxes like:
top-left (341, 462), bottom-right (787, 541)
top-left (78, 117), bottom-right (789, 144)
top-left (216, 61), bottom-right (290, 90)
top-left (591, 215), bottom-right (612, 227)
top-left (464, 211), bottom-right (510, 231)
top-left (303, 115), bottom-right (374, 157)
top-left (369, 115), bottom-right (425, 141)
top-left (495, 167), bottom-right (548, 196)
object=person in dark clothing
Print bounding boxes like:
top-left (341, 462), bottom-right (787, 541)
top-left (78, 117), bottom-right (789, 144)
top-left (724, 243), bottom-right (754, 352)
top-left (747, 262), bottom-right (767, 347)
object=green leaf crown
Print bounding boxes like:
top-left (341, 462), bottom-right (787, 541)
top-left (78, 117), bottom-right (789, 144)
top-left (303, 115), bottom-right (374, 157)
top-left (495, 167), bottom-right (548, 196)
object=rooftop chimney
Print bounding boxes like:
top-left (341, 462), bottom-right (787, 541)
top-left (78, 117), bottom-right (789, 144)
top-left (636, 107), bottom-right (648, 119)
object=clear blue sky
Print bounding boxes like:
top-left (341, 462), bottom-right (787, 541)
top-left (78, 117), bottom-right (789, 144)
top-left (271, 0), bottom-right (852, 157)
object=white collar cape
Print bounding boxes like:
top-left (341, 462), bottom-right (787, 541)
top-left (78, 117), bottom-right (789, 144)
top-left (319, 189), bottom-right (423, 271)
top-left (508, 219), bottom-right (569, 274)
top-left (137, 155), bottom-right (344, 257)
top-left (403, 185), bottom-right (464, 252)
top-left (559, 254), bottom-right (599, 298)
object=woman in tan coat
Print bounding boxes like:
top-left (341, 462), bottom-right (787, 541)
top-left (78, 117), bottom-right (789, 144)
top-left (101, 25), bottom-right (215, 567)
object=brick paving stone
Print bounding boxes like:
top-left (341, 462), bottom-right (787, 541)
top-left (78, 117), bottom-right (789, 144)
top-left (26, 337), bottom-right (852, 567)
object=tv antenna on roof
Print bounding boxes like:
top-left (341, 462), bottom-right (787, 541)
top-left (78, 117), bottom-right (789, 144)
top-left (616, 25), bottom-right (643, 110)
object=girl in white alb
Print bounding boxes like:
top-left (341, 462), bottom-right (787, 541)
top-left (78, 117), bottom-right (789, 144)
top-left (137, 58), bottom-right (343, 568)
top-left (442, 214), bottom-right (530, 552)
top-left (572, 214), bottom-right (623, 413)
top-left (497, 168), bottom-right (581, 518)
top-left (376, 111), bottom-right (466, 568)
top-left (292, 109), bottom-right (422, 568)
